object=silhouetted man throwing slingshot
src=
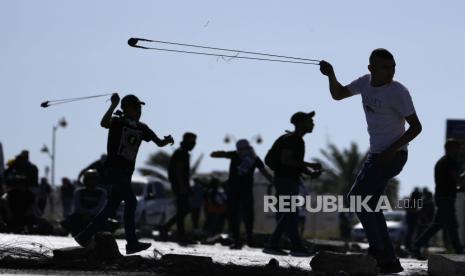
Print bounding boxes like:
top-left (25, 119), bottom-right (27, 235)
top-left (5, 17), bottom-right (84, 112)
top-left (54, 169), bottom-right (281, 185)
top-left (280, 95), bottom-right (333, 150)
top-left (320, 49), bottom-right (422, 273)
top-left (75, 93), bottom-right (174, 255)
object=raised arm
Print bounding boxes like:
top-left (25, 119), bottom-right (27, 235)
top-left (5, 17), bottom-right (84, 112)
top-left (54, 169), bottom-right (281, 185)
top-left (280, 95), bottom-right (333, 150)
top-left (319, 60), bottom-right (353, 101)
top-left (210, 151), bottom-right (230, 158)
top-left (100, 93), bottom-right (120, 128)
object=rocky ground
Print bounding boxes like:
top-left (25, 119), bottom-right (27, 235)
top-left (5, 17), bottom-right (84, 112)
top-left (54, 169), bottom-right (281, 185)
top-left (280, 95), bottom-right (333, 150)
top-left (0, 233), bottom-right (428, 275)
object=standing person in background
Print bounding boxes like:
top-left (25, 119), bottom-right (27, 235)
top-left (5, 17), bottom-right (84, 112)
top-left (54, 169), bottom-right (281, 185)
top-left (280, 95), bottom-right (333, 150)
top-left (75, 93), bottom-right (174, 255)
top-left (211, 139), bottom-right (273, 249)
top-left (263, 111), bottom-right (322, 257)
top-left (162, 132), bottom-right (197, 245)
top-left (60, 177), bottom-right (75, 218)
top-left (404, 187), bottom-right (422, 250)
top-left (38, 177), bottom-right (52, 215)
top-left (412, 139), bottom-right (465, 259)
top-left (320, 49), bottom-right (422, 273)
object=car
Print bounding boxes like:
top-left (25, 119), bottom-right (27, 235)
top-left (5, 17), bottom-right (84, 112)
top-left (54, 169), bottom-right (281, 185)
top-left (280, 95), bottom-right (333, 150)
top-left (351, 210), bottom-right (407, 244)
top-left (116, 175), bottom-right (176, 227)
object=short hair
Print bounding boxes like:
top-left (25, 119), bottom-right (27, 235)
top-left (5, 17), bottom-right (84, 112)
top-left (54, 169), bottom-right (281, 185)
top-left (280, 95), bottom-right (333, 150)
top-left (445, 138), bottom-right (461, 150)
top-left (369, 48), bottom-right (395, 64)
top-left (183, 132), bottom-right (197, 141)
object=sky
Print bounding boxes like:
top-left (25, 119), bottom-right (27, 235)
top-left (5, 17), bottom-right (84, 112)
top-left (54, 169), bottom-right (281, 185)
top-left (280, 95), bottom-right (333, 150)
top-left (1, 0), bottom-right (464, 197)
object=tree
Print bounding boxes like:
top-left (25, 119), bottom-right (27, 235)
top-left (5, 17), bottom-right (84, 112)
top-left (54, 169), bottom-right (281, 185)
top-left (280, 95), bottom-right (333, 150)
top-left (311, 142), bottom-right (399, 204)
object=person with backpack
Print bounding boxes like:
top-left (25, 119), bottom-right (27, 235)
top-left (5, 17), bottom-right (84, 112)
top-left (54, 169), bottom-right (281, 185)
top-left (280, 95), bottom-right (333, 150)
top-left (211, 139), bottom-right (273, 249)
top-left (263, 111), bottom-right (322, 256)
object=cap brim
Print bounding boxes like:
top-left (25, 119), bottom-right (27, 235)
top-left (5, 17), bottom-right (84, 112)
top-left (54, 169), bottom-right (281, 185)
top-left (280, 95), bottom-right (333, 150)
top-left (308, 111), bottom-right (315, 117)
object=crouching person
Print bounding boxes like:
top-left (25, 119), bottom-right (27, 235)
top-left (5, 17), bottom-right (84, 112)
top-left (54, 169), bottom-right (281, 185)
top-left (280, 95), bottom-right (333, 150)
top-left (61, 170), bottom-right (107, 236)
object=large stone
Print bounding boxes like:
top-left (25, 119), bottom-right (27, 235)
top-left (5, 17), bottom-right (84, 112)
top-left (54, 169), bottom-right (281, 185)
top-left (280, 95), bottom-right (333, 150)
top-left (307, 239), bottom-right (349, 253)
top-left (310, 251), bottom-right (378, 276)
top-left (93, 232), bottom-right (122, 262)
top-left (428, 254), bottom-right (465, 276)
top-left (52, 246), bottom-right (91, 262)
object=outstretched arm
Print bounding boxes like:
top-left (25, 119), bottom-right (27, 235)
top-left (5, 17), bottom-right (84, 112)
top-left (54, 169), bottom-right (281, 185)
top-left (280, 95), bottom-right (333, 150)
top-left (210, 151), bottom-right (229, 158)
top-left (150, 133), bottom-right (174, 147)
top-left (319, 61), bottom-right (353, 101)
top-left (100, 93), bottom-right (119, 129)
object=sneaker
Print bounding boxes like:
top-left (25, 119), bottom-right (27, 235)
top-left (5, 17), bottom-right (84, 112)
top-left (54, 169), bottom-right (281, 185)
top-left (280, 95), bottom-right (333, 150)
top-left (290, 245), bottom-right (314, 257)
top-left (263, 244), bottom-right (288, 256)
top-left (74, 232), bottom-right (93, 247)
top-left (377, 258), bottom-right (404, 273)
top-left (126, 241), bottom-right (152, 255)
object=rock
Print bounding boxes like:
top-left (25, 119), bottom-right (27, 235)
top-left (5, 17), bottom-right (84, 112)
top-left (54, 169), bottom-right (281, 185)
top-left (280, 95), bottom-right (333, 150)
top-left (266, 258), bottom-right (279, 269)
top-left (53, 232), bottom-right (122, 263)
top-left (93, 232), bottom-right (122, 262)
top-left (161, 254), bottom-right (213, 266)
top-left (53, 246), bottom-right (91, 262)
top-left (310, 251), bottom-right (378, 275)
top-left (428, 254), bottom-right (465, 276)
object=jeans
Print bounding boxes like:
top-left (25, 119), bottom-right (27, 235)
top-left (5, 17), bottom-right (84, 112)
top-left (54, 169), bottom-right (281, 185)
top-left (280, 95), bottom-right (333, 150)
top-left (163, 194), bottom-right (191, 237)
top-left (228, 188), bottom-right (254, 243)
top-left (269, 176), bottom-right (302, 248)
top-left (348, 151), bottom-right (408, 261)
top-left (414, 195), bottom-right (463, 253)
top-left (79, 167), bottom-right (138, 244)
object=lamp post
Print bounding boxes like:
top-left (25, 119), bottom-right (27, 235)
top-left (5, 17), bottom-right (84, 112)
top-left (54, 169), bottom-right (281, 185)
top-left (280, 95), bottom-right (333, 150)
top-left (41, 118), bottom-right (67, 186)
top-left (223, 134), bottom-right (263, 145)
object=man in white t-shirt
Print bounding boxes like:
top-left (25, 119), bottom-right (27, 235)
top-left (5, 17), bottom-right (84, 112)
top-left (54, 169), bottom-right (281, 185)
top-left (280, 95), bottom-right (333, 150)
top-left (319, 49), bottom-right (422, 273)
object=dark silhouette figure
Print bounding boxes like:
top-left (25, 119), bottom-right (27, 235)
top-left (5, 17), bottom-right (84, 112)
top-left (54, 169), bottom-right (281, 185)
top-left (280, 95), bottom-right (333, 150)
top-left (320, 49), bottom-right (422, 273)
top-left (404, 187), bottom-right (422, 250)
top-left (412, 139), bottom-right (465, 259)
top-left (75, 93), bottom-right (174, 255)
top-left (203, 177), bottom-right (227, 237)
top-left (60, 177), bottom-right (75, 218)
top-left (211, 139), bottom-right (272, 249)
top-left (161, 132), bottom-right (197, 244)
top-left (61, 170), bottom-right (107, 236)
top-left (190, 178), bottom-right (205, 230)
top-left (77, 154), bottom-right (107, 186)
top-left (263, 111), bottom-right (322, 257)
top-left (3, 151), bottom-right (39, 233)
top-left (37, 177), bottom-right (52, 215)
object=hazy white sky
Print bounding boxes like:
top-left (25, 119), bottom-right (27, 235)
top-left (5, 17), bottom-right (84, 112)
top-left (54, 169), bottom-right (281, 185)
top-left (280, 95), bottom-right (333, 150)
top-left (1, 1), bottom-right (464, 196)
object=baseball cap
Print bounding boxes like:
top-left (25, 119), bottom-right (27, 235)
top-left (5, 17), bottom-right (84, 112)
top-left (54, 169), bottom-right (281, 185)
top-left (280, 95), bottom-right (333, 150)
top-left (121, 94), bottom-right (145, 110)
top-left (290, 111), bottom-right (315, 125)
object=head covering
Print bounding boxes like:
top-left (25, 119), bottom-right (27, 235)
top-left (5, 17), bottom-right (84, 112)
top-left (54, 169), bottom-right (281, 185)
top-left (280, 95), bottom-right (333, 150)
top-left (236, 139), bottom-right (257, 176)
top-left (121, 94), bottom-right (145, 110)
top-left (290, 111), bottom-right (315, 125)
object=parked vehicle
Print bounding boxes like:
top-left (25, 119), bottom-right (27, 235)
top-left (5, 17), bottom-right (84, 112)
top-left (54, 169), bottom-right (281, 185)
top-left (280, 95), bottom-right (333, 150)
top-left (116, 176), bottom-right (176, 227)
top-left (351, 210), bottom-right (407, 244)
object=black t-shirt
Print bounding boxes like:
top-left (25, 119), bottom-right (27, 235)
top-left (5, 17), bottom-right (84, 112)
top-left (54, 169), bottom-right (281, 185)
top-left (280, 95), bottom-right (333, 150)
top-left (273, 133), bottom-right (305, 179)
top-left (105, 116), bottom-right (156, 171)
top-left (435, 155), bottom-right (460, 197)
top-left (168, 148), bottom-right (190, 194)
top-left (223, 151), bottom-right (265, 190)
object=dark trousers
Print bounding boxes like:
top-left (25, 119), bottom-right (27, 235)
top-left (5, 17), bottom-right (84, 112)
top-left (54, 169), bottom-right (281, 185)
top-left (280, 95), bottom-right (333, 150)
top-left (269, 176), bottom-right (301, 247)
top-left (191, 207), bottom-right (201, 229)
top-left (404, 212), bottom-right (419, 249)
top-left (79, 168), bottom-right (138, 244)
top-left (228, 188), bottom-right (254, 243)
top-left (414, 195), bottom-right (463, 253)
top-left (348, 151), bottom-right (408, 261)
top-left (164, 194), bottom-right (191, 237)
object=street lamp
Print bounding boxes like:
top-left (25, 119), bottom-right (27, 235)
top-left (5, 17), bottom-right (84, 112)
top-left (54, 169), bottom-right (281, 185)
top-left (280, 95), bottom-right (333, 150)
top-left (223, 134), bottom-right (263, 145)
top-left (41, 117), bottom-right (67, 186)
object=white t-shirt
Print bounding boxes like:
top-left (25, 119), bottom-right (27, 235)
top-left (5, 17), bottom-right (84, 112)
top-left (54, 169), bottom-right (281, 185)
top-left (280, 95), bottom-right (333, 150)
top-left (347, 74), bottom-right (416, 153)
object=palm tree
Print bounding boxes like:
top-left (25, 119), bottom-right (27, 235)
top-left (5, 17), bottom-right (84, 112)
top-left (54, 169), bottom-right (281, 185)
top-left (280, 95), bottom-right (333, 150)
top-left (138, 150), bottom-right (204, 181)
top-left (312, 142), bottom-right (399, 204)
